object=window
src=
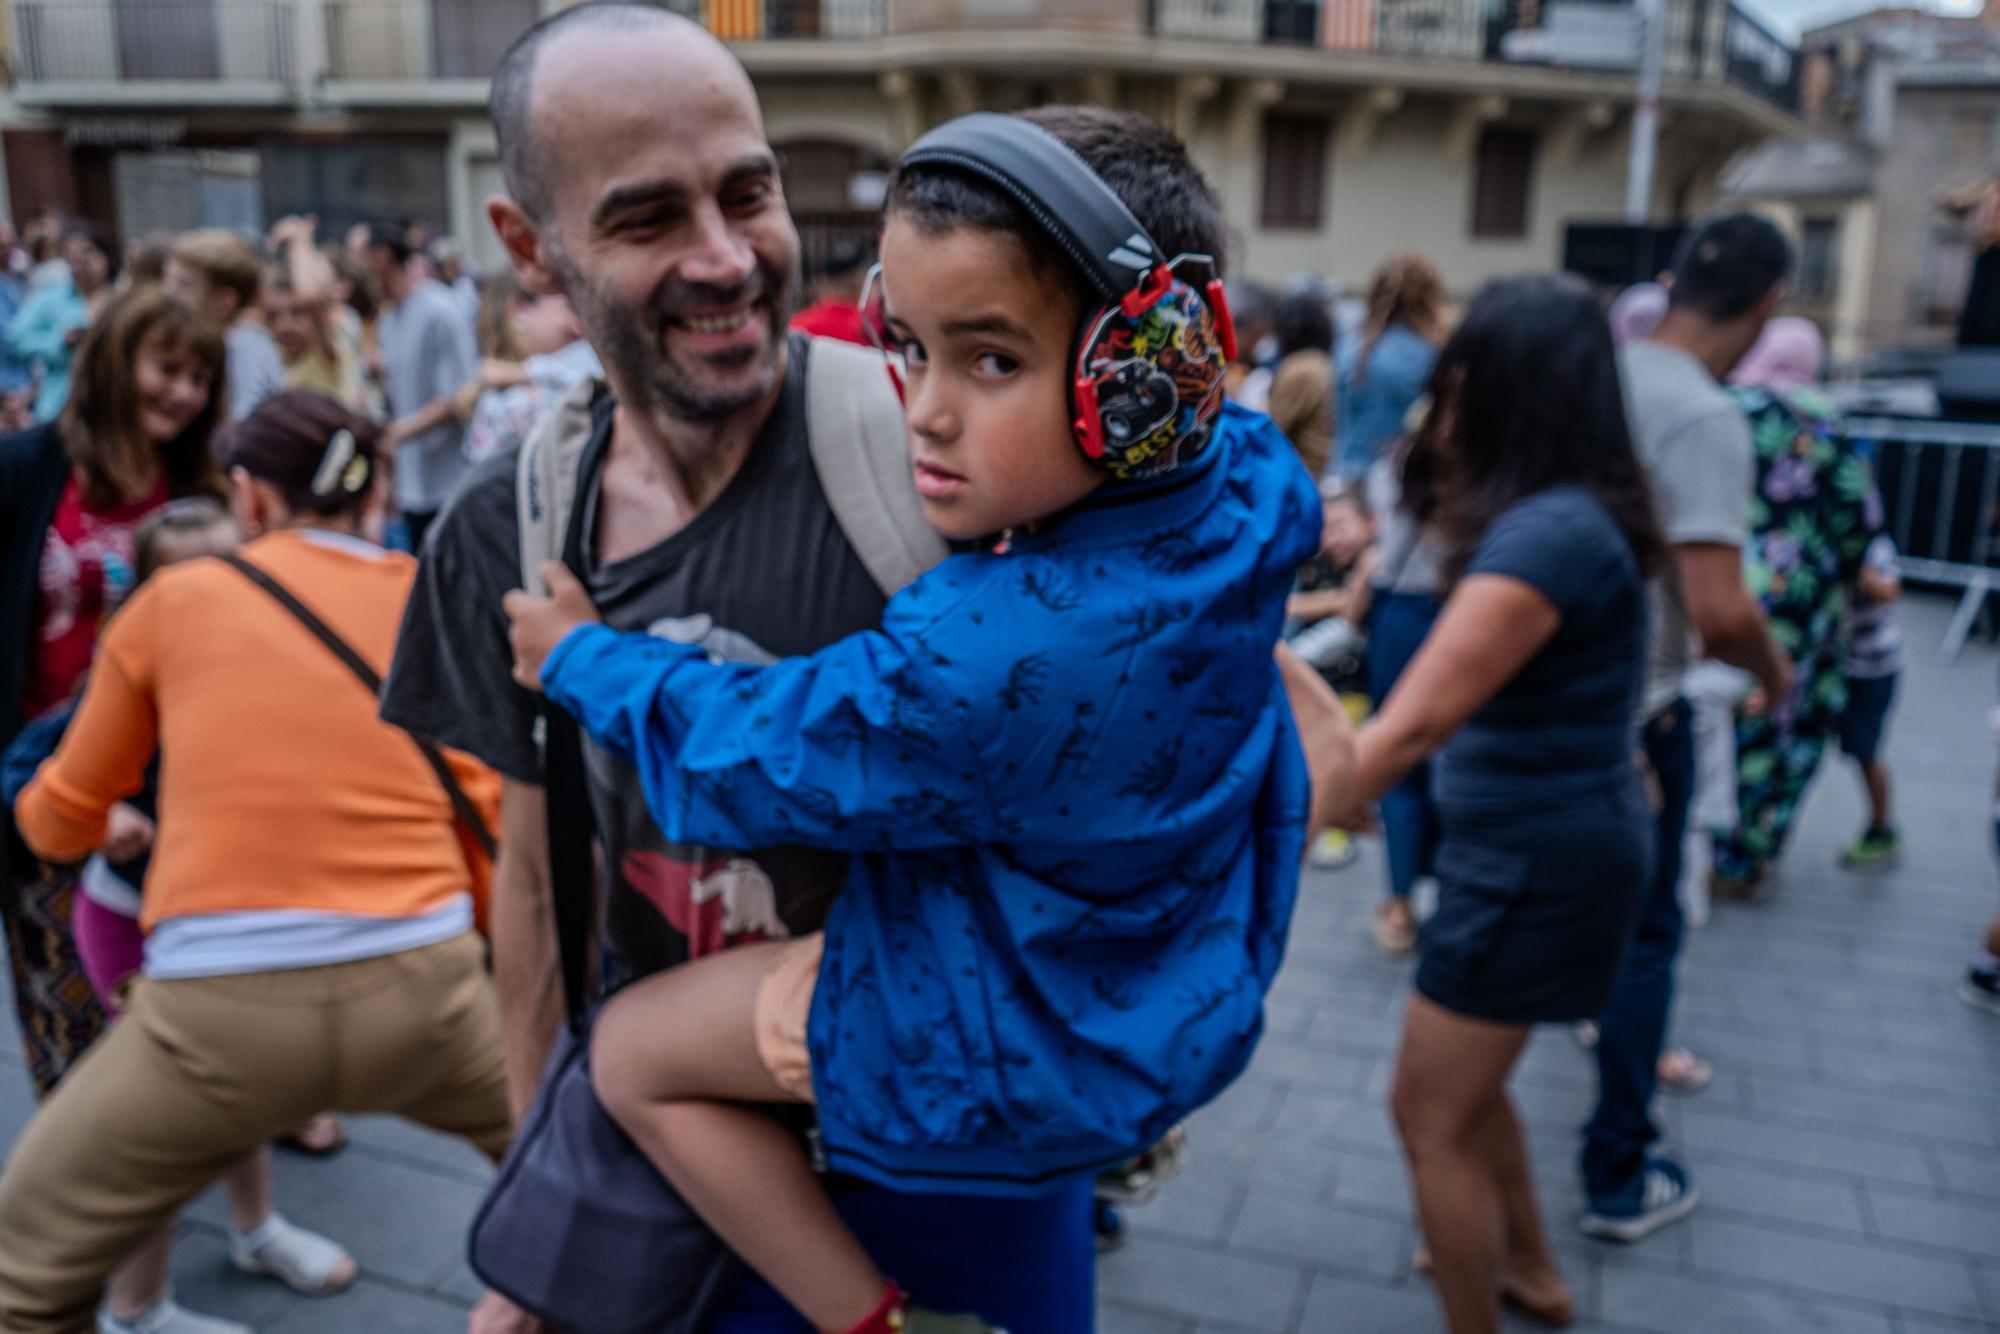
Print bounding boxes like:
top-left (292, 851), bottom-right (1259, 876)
top-left (1471, 126), bottom-right (1536, 239)
top-left (1261, 113), bottom-right (1330, 230)
top-left (1797, 215), bottom-right (1839, 305)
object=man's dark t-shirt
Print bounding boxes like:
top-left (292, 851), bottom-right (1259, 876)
top-left (382, 335), bottom-right (885, 983)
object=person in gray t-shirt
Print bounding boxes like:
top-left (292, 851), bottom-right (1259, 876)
top-left (365, 223), bottom-right (479, 545)
top-left (1581, 213), bottom-right (1793, 1247)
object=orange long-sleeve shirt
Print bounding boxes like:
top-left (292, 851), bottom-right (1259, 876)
top-left (16, 529), bottom-right (498, 931)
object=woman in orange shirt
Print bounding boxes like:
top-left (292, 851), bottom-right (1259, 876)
top-left (0, 392), bottom-right (511, 1333)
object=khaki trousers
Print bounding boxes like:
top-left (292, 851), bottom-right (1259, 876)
top-left (0, 931), bottom-right (510, 1333)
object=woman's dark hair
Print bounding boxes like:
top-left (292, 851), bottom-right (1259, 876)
top-left (1400, 273), bottom-right (1667, 582)
top-left (1273, 293), bottom-right (1333, 358)
top-left (884, 105), bottom-right (1227, 318)
top-left (63, 287), bottom-right (227, 506)
top-left (224, 390), bottom-right (383, 520)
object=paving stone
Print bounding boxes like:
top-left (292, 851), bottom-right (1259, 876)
top-left (1098, 1234), bottom-right (1303, 1331)
top-left (1679, 1106), bottom-right (1937, 1187)
top-left (341, 1113), bottom-right (495, 1184)
top-left (1127, 1172), bottom-right (1241, 1246)
top-left (159, 1225), bottom-right (300, 1329)
top-left (0, 1054), bottom-right (36, 1152)
top-left (1224, 1193), bottom-right (1413, 1281)
top-left (1683, 1158), bottom-right (1868, 1234)
top-left (1596, 1267), bottom-right (1895, 1333)
top-left (1294, 1272), bottom-right (1437, 1334)
top-left (1687, 1215), bottom-right (1987, 1322)
top-left (1865, 1185), bottom-right (2000, 1261)
top-left (1098, 1301), bottom-right (1193, 1334)
top-left (261, 1276), bottom-right (472, 1332)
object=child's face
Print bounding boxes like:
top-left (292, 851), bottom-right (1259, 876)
top-left (1322, 497), bottom-right (1374, 565)
top-left (879, 215), bottom-right (1102, 541)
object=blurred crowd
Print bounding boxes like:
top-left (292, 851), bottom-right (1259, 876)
top-left (0, 17), bottom-right (1992, 1331)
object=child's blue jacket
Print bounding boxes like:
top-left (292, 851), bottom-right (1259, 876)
top-left (543, 404), bottom-right (1323, 1194)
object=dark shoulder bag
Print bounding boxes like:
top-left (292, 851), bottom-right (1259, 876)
top-left (462, 469), bottom-right (738, 1333)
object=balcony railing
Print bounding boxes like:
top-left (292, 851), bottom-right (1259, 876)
top-left (5, 0), bottom-right (1796, 115)
top-left (1721, 1), bottom-right (1801, 113)
top-left (12, 0), bottom-right (294, 84)
top-left (324, 0), bottom-right (539, 81)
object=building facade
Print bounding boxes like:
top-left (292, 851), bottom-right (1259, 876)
top-left (0, 0), bottom-right (1797, 297)
top-left (1726, 3), bottom-right (2000, 361)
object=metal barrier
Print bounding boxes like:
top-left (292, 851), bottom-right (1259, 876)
top-left (1848, 415), bottom-right (2000, 660)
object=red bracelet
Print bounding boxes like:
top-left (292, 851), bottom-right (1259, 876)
top-left (830, 1281), bottom-right (907, 1334)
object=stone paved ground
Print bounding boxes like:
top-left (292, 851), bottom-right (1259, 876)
top-left (5, 595), bottom-right (2000, 1333)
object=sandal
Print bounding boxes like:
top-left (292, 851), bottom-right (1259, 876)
top-left (274, 1113), bottom-right (347, 1158)
top-left (1371, 899), bottom-right (1417, 955)
top-left (1657, 1047), bottom-right (1712, 1094)
top-left (229, 1213), bottom-right (357, 1296)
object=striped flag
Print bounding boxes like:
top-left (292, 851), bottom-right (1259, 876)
top-left (703, 0), bottom-right (765, 40)
top-left (1322, 0), bottom-right (1376, 50)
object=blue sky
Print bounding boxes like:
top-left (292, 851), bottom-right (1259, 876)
top-left (1740, 0), bottom-right (1975, 36)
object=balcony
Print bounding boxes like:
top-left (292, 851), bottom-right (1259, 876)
top-left (2, 0), bottom-right (1798, 117)
top-left (10, 0), bottom-right (295, 101)
top-left (323, 0), bottom-right (539, 83)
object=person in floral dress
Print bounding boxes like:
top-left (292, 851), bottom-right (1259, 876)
top-left (1711, 319), bottom-right (1884, 895)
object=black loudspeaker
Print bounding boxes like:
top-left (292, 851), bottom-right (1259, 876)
top-left (1938, 349), bottom-right (2000, 423)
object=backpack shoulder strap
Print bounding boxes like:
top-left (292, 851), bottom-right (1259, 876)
top-left (803, 337), bottom-right (948, 597)
top-left (515, 379), bottom-right (602, 595)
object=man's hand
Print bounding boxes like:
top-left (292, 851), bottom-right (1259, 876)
top-left (468, 1291), bottom-right (547, 1334)
top-left (503, 561), bottom-right (601, 691)
top-left (101, 803), bottom-right (156, 864)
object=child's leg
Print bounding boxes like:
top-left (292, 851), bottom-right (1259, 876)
top-left (1861, 758), bottom-right (1894, 831)
top-left (592, 940), bottom-right (888, 1332)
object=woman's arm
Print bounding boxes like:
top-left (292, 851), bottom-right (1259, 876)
top-left (14, 625), bottom-right (159, 862)
top-left (1328, 574), bottom-right (1559, 828)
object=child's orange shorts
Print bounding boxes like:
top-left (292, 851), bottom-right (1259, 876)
top-left (753, 933), bottom-right (823, 1103)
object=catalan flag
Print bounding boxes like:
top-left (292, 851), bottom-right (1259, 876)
top-left (703, 0), bottom-right (765, 40)
top-left (1322, 0), bottom-right (1376, 49)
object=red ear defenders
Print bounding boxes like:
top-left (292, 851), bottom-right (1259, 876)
top-left (888, 112), bottom-right (1237, 481)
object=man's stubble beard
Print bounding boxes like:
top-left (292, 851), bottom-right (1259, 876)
top-left (555, 249), bottom-right (799, 427)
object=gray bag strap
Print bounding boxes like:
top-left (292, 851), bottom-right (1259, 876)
top-left (515, 379), bottom-right (601, 596)
top-left (803, 336), bottom-right (948, 597)
top-left (517, 341), bottom-right (944, 601)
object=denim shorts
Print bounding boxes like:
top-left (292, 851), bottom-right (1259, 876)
top-left (1838, 672), bottom-right (1899, 762)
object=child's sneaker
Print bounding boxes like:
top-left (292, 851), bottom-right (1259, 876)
top-left (1308, 829), bottom-right (1359, 870)
top-left (1965, 960), bottom-right (2000, 1016)
top-left (1093, 1199), bottom-right (1128, 1253)
top-left (1839, 826), bottom-right (1900, 869)
top-left (1579, 1156), bottom-right (1698, 1242)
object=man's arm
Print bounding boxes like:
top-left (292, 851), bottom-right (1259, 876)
top-left (492, 779), bottom-right (563, 1122)
top-left (1676, 543), bottom-right (1792, 700)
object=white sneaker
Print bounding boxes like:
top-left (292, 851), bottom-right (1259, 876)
top-left (228, 1213), bottom-right (357, 1295)
top-left (98, 1297), bottom-right (251, 1334)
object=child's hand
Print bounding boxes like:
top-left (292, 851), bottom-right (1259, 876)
top-left (503, 562), bottom-right (601, 691)
top-left (101, 802), bottom-right (155, 863)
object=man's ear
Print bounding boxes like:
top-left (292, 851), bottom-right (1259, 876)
top-left (488, 196), bottom-right (562, 298)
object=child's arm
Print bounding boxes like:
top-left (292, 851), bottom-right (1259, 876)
top-left (510, 564), bottom-right (992, 853)
top-left (541, 622), bottom-right (992, 853)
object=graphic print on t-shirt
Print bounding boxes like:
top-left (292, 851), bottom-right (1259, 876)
top-left (25, 476), bottom-right (162, 716)
top-left (587, 610), bottom-right (808, 974)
